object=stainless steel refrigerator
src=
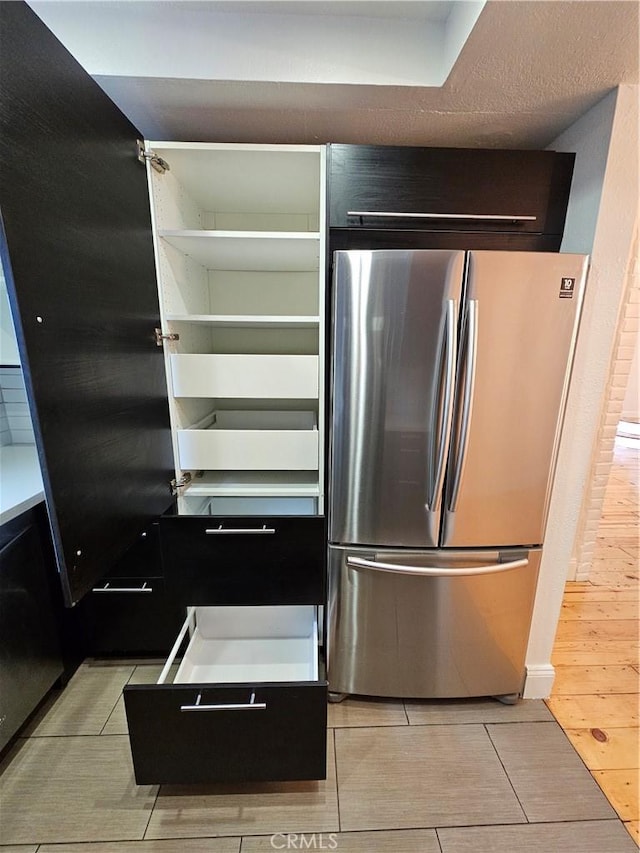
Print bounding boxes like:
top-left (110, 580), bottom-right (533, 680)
top-left (327, 249), bottom-right (588, 700)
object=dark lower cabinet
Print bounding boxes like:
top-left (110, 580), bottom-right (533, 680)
top-left (125, 680), bottom-right (327, 784)
top-left (160, 514), bottom-right (325, 606)
top-left (124, 604), bottom-right (327, 784)
top-left (0, 504), bottom-right (63, 751)
top-left (329, 228), bottom-right (563, 254)
top-left (84, 576), bottom-right (182, 655)
top-left (83, 522), bottom-right (183, 655)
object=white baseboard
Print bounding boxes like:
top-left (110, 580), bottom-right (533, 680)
top-left (522, 664), bottom-right (556, 699)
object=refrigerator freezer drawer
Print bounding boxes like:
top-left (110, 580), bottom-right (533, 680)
top-left (327, 546), bottom-right (540, 699)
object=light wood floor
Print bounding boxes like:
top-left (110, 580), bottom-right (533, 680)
top-left (548, 434), bottom-right (640, 845)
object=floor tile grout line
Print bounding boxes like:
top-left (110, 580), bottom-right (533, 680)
top-left (435, 816), bottom-right (627, 829)
top-left (402, 699), bottom-right (410, 725)
top-left (99, 694), bottom-right (125, 736)
top-left (141, 781), bottom-right (161, 841)
top-left (482, 723), bottom-right (529, 824)
top-left (333, 727), bottom-right (342, 833)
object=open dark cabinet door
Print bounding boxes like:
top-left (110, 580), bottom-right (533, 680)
top-left (0, 3), bottom-right (174, 606)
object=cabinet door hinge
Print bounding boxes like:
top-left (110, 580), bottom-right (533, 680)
top-left (170, 472), bottom-right (192, 495)
top-left (137, 140), bottom-right (170, 174)
top-left (155, 327), bottom-right (179, 346)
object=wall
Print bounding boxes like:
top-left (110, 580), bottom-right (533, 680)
top-left (622, 344), bottom-right (639, 423)
top-left (0, 368), bottom-right (35, 445)
top-left (523, 85), bottom-right (639, 698)
top-left (572, 230), bottom-right (638, 580)
top-left (29, 1), bottom-right (483, 88)
top-left (1, 266), bottom-right (20, 366)
top-left (0, 267), bottom-right (35, 445)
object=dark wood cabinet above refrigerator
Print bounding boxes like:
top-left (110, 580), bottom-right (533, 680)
top-left (328, 143), bottom-right (575, 251)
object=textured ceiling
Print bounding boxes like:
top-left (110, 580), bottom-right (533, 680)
top-left (34, 0), bottom-right (640, 147)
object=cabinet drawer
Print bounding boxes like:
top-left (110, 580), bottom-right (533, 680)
top-left (177, 410), bottom-right (319, 471)
top-left (124, 606), bottom-right (327, 784)
top-left (85, 577), bottom-right (184, 654)
top-left (171, 354), bottom-right (319, 399)
top-left (160, 514), bottom-right (325, 605)
top-left (328, 144), bottom-right (574, 236)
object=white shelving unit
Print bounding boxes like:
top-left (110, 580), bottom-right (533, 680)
top-left (146, 143), bottom-right (326, 516)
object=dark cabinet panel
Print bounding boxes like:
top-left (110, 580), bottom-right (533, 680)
top-left (329, 228), bottom-right (563, 254)
top-left (0, 2), bottom-right (173, 606)
top-left (0, 505), bottom-right (63, 750)
top-left (328, 144), bottom-right (574, 239)
top-left (125, 680), bottom-right (327, 784)
top-left (84, 577), bottom-right (183, 655)
top-left (83, 523), bottom-right (183, 654)
top-left (160, 515), bottom-right (325, 606)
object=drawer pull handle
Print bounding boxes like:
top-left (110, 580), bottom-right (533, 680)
top-left (205, 525), bottom-right (276, 535)
top-left (180, 690), bottom-right (267, 712)
top-left (346, 210), bottom-right (537, 223)
top-left (346, 556), bottom-right (528, 577)
top-left (92, 582), bottom-right (153, 593)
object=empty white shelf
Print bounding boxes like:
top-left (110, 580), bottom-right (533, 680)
top-left (165, 314), bottom-right (320, 329)
top-left (160, 231), bottom-right (320, 271)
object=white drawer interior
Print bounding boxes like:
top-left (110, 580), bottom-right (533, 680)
top-left (170, 353), bottom-right (319, 399)
top-left (183, 496), bottom-right (318, 516)
top-left (161, 605), bottom-right (319, 686)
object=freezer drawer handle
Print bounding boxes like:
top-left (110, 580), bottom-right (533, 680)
top-left (180, 690), bottom-right (267, 712)
top-left (205, 525), bottom-right (276, 535)
top-left (92, 582), bottom-right (153, 593)
top-left (346, 556), bottom-right (529, 577)
top-left (346, 211), bottom-right (537, 223)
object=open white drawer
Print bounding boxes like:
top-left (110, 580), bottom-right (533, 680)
top-left (176, 410), bottom-right (319, 471)
top-left (170, 354), bottom-right (319, 399)
top-left (123, 605), bottom-right (327, 785)
top-left (172, 606), bottom-right (318, 686)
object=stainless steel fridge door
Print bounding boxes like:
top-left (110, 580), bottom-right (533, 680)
top-left (329, 249), bottom-right (465, 548)
top-left (441, 251), bottom-right (588, 548)
top-left (327, 545), bottom-right (540, 699)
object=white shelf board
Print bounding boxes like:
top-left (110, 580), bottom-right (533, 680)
top-left (160, 230), bottom-right (320, 271)
top-left (185, 471), bottom-right (321, 498)
top-left (166, 314), bottom-right (320, 329)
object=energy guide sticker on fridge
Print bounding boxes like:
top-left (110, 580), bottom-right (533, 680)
top-left (559, 277), bottom-right (575, 298)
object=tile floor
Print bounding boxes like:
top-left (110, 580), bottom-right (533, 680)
top-left (1, 663), bottom-right (635, 852)
top-left (1, 439), bottom-right (638, 852)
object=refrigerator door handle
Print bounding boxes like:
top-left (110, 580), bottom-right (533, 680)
top-left (448, 298), bottom-right (478, 512)
top-left (346, 556), bottom-right (529, 577)
top-left (427, 299), bottom-right (457, 511)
